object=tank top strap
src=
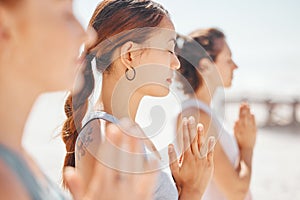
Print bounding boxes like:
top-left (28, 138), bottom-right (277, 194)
top-left (0, 144), bottom-right (44, 199)
top-left (83, 111), bottom-right (119, 127)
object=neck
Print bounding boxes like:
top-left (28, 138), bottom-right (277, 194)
top-left (0, 73), bottom-right (39, 151)
top-left (195, 84), bottom-right (217, 106)
top-left (101, 74), bottom-right (143, 121)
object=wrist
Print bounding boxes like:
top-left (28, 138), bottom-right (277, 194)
top-left (239, 147), bottom-right (253, 165)
top-left (179, 187), bottom-right (203, 200)
top-left (239, 146), bottom-right (254, 154)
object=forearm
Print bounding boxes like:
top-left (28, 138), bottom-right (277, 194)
top-left (178, 188), bottom-right (203, 200)
top-left (240, 147), bottom-right (253, 167)
top-left (235, 148), bottom-right (253, 195)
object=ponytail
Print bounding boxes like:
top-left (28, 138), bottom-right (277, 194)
top-left (61, 53), bottom-right (95, 185)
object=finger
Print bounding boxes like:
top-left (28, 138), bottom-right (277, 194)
top-left (188, 116), bottom-right (198, 155)
top-left (207, 149), bottom-right (214, 167)
top-left (234, 121), bottom-right (241, 137)
top-left (105, 123), bottom-right (124, 173)
top-left (144, 157), bottom-right (159, 173)
top-left (63, 167), bottom-right (85, 200)
top-left (134, 171), bottom-right (158, 200)
top-left (197, 123), bottom-right (204, 153)
top-left (207, 136), bottom-right (216, 153)
top-left (176, 122), bottom-right (184, 157)
top-left (168, 144), bottom-right (180, 181)
top-left (251, 114), bottom-right (256, 125)
top-left (241, 101), bottom-right (250, 108)
top-left (234, 121), bottom-right (239, 131)
top-left (125, 120), bottom-right (161, 160)
top-left (239, 104), bottom-right (249, 119)
top-left (128, 127), bottom-right (144, 173)
top-left (120, 136), bottom-right (134, 174)
top-left (179, 154), bottom-right (184, 165)
top-left (207, 137), bottom-right (215, 165)
top-left (182, 117), bottom-right (191, 155)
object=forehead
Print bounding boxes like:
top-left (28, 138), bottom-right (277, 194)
top-left (144, 28), bottom-right (176, 50)
top-left (158, 16), bottom-right (175, 30)
top-left (143, 17), bottom-right (176, 49)
top-left (219, 41), bottom-right (232, 56)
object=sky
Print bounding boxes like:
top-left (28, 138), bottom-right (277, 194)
top-left (73, 0), bottom-right (300, 97)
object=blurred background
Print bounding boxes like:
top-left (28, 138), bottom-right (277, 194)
top-left (23, 0), bottom-right (300, 199)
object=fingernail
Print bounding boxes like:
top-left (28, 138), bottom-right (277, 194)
top-left (197, 123), bottom-right (204, 132)
top-left (188, 116), bottom-right (195, 125)
top-left (168, 144), bottom-right (173, 153)
top-left (208, 136), bottom-right (216, 151)
top-left (183, 117), bottom-right (188, 126)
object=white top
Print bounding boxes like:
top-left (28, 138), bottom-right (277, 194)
top-left (182, 99), bottom-right (252, 200)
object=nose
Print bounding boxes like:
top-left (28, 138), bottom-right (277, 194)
top-left (232, 60), bottom-right (238, 70)
top-left (171, 53), bottom-right (180, 70)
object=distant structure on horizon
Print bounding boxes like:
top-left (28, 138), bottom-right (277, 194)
top-left (224, 95), bottom-right (300, 130)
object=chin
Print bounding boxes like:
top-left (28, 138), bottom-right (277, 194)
top-left (152, 87), bottom-right (170, 97)
top-left (224, 81), bottom-right (233, 88)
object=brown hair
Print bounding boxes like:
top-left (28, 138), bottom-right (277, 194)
top-left (176, 28), bottom-right (225, 94)
top-left (61, 0), bottom-right (169, 173)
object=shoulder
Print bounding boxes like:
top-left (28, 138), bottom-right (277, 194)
top-left (0, 159), bottom-right (31, 200)
top-left (178, 107), bottom-right (212, 127)
top-left (77, 118), bottom-right (102, 147)
top-left (76, 118), bottom-right (102, 168)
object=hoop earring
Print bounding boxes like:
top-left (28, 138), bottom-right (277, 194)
top-left (125, 68), bottom-right (136, 81)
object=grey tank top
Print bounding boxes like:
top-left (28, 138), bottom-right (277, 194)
top-left (79, 111), bottom-right (179, 200)
top-left (0, 144), bottom-right (68, 200)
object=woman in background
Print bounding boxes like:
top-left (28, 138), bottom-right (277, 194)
top-left (0, 0), bottom-right (157, 199)
top-left (176, 28), bottom-right (256, 200)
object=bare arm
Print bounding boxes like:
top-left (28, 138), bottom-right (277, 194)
top-left (206, 104), bottom-right (256, 200)
top-left (213, 142), bottom-right (253, 200)
top-left (0, 160), bottom-right (31, 200)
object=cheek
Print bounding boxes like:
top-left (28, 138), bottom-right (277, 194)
top-left (140, 51), bottom-right (171, 66)
top-left (32, 25), bottom-right (79, 90)
top-left (216, 62), bottom-right (231, 78)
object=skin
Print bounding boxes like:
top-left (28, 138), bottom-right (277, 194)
top-left (0, 0), bottom-right (157, 199)
top-left (101, 17), bottom-right (180, 120)
top-left (215, 42), bottom-right (238, 88)
top-left (169, 117), bottom-right (215, 200)
top-left (77, 16), bottom-right (215, 199)
top-left (179, 38), bottom-right (257, 200)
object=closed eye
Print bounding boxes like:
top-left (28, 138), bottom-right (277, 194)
top-left (168, 50), bottom-right (175, 55)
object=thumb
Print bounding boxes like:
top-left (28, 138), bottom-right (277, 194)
top-left (207, 137), bottom-right (215, 166)
top-left (63, 167), bottom-right (85, 200)
top-left (168, 144), bottom-right (179, 181)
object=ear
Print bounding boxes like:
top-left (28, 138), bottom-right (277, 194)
top-left (0, 6), bottom-right (12, 42)
top-left (120, 41), bottom-right (134, 70)
top-left (198, 58), bottom-right (213, 74)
